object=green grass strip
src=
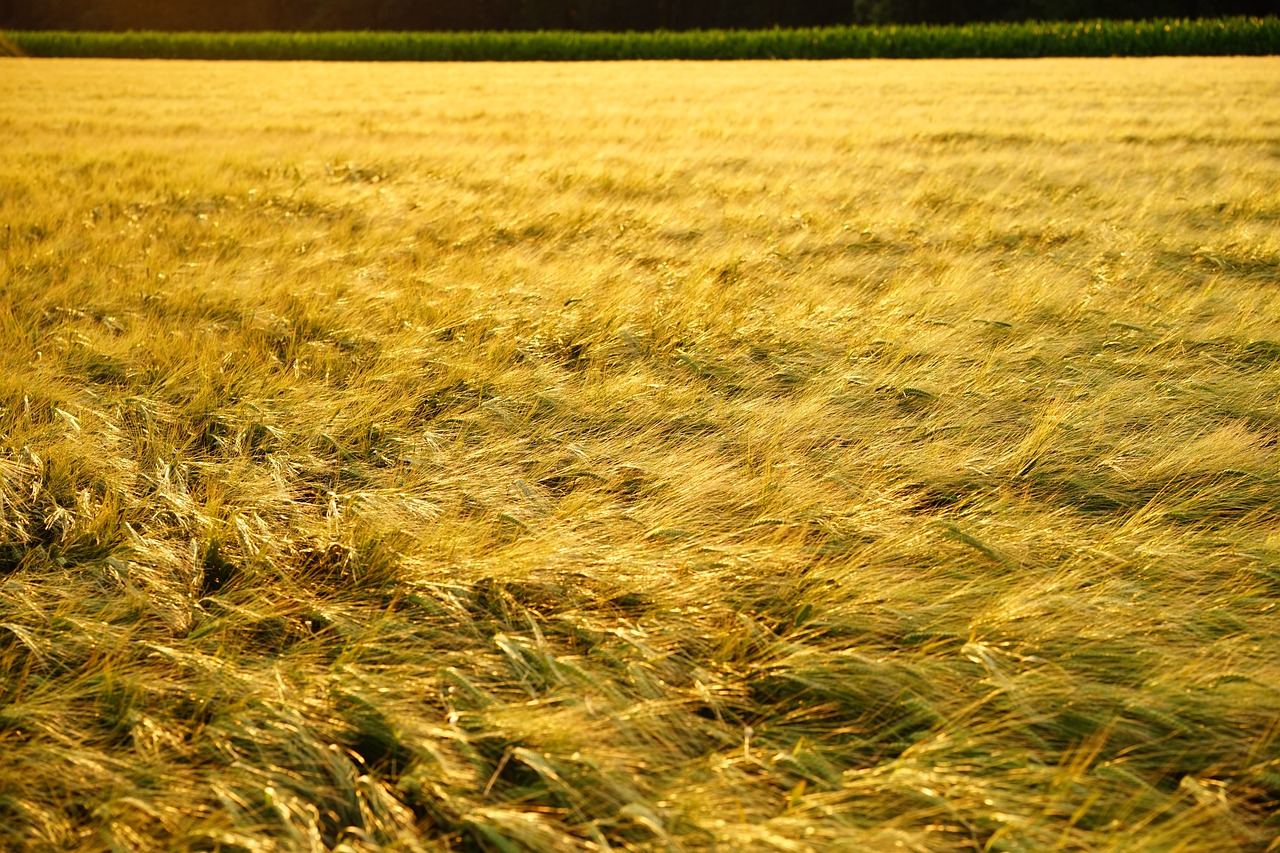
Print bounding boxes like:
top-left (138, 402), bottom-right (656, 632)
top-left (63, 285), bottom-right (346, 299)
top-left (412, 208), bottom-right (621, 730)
top-left (4, 18), bottom-right (1278, 61)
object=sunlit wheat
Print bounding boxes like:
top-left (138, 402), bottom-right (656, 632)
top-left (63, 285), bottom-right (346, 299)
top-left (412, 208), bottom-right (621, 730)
top-left (0, 57), bottom-right (1277, 851)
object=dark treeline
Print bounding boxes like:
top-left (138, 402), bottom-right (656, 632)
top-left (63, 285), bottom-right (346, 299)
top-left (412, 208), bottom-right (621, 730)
top-left (0, 0), bottom-right (1273, 31)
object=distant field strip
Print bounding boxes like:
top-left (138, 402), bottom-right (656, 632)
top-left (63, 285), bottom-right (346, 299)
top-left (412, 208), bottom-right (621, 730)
top-left (4, 17), bottom-right (1278, 60)
top-left (2, 58), bottom-right (1279, 851)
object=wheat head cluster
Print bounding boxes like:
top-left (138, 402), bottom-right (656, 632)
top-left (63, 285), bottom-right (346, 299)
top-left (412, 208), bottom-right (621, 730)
top-left (0, 57), bottom-right (1278, 851)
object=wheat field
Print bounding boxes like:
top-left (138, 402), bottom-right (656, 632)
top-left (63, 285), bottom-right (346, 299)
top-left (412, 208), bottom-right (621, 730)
top-left (2, 57), bottom-right (1279, 851)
